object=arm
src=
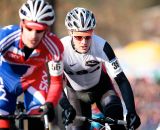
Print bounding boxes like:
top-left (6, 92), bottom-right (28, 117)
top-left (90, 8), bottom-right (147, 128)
top-left (59, 90), bottom-right (76, 126)
top-left (59, 90), bottom-right (72, 109)
top-left (45, 33), bottom-right (64, 106)
top-left (40, 34), bottom-right (64, 122)
top-left (46, 75), bottom-right (63, 106)
top-left (103, 42), bottom-right (141, 129)
top-left (46, 60), bottom-right (64, 107)
top-left (114, 72), bottom-right (135, 113)
top-left (103, 42), bottom-right (135, 112)
top-left (40, 60), bottom-right (63, 122)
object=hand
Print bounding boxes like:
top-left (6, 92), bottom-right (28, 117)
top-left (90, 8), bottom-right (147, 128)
top-left (40, 102), bottom-right (55, 122)
top-left (62, 105), bottom-right (76, 126)
top-left (126, 112), bottom-right (141, 129)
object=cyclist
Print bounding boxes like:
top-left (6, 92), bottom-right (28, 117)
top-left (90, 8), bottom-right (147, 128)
top-left (0, 0), bottom-right (63, 130)
top-left (59, 7), bottom-right (141, 130)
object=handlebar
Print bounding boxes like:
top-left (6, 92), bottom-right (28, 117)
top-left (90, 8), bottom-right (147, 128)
top-left (76, 116), bottom-right (127, 125)
top-left (75, 116), bottom-right (134, 130)
top-left (0, 113), bottom-right (41, 119)
top-left (0, 113), bottom-right (49, 130)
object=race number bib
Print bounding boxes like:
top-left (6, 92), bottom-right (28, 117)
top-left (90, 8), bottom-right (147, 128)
top-left (48, 61), bottom-right (63, 76)
top-left (107, 58), bottom-right (122, 77)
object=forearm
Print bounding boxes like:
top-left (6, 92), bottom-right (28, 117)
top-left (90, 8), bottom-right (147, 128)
top-left (115, 72), bottom-right (136, 113)
top-left (46, 75), bottom-right (63, 106)
top-left (59, 90), bottom-right (71, 109)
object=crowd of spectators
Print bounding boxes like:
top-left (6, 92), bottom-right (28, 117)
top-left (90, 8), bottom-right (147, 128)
top-left (131, 78), bottom-right (160, 130)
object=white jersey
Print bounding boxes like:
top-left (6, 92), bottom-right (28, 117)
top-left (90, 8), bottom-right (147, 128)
top-left (61, 35), bottom-right (123, 91)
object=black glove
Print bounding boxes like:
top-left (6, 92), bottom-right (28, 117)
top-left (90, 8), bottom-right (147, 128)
top-left (126, 112), bottom-right (141, 129)
top-left (40, 102), bottom-right (55, 122)
top-left (62, 105), bottom-right (76, 126)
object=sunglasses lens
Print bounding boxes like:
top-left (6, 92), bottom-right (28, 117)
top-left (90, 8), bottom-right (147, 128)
top-left (85, 36), bottom-right (91, 40)
top-left (74, 36), bottom-right (83, 41)
top-left (74, 36), bottom-right (91, 41)
top-left (36, 30), bottom-right (45, 33)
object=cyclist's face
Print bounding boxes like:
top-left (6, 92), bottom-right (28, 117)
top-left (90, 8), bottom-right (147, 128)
top-left (22, 26), bottom-right (45, 49)
top-left (70, 30), bottom-right (93, 53)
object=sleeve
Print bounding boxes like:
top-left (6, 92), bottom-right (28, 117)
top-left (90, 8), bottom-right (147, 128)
top-left (59, 90), bottom-right (72, 110)
top-left (44, 33), bottom-right (64, 107)
top-left (46, 60), bottom-right (64, 107)
top-left (103, 42), bottom-right (136, 113)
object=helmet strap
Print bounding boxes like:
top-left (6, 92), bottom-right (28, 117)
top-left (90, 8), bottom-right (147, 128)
top-left (71, 37), bottom-right (75, 50)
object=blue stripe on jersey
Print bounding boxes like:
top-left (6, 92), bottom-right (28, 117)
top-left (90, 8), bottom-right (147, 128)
top-left (0, 25), bottom-right (20, 52)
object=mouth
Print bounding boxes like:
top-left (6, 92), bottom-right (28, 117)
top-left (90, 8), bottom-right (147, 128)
top-left (30, 39), bottom-right (38, 43)
top-left (81, 46), bottom-right (88, 50)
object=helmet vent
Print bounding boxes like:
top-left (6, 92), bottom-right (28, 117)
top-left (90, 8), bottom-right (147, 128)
top-left (26, 3), bottom-right (30, 11)
top-left (88, 20), bottom-right (91, 28)
top-left (73, 21), bottom-right (79, 28)
top-left (80, 13), bottom-right (84, 27)
top-left (73, 14), bottom-right (78, 20)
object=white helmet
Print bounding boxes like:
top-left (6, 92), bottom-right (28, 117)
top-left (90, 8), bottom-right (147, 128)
top-left (19, 0), bottom-right (55, 26)
top-left (65, 7), bottom-right (96, 31)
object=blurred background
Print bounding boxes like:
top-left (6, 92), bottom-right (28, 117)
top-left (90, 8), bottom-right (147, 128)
top-left (0, 0), bottom-right (160, 130)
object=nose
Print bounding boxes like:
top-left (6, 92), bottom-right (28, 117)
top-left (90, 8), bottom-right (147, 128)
top-left (30, 30), bottom-right (37, 38)
top-left (81, 38), bottom-right (88, 44)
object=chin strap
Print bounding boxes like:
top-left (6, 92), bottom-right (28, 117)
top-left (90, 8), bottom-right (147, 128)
top-left (71, 38), bottom-right (76, 50)
top-left (71, 37), bottom-right (81, 53)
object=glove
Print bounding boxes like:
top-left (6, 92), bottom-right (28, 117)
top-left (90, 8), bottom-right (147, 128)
top-left (62, 105), bottom-right (76, 126)
top-left (39, 102), bottom-right (55, 122)
top-left (126, 112), bottom-right (141, 129)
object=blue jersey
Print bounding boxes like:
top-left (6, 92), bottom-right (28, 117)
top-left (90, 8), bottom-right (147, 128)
top-left (0, 25), bottom-right (64, 115)
top-left (0, 25), bottom-right (22, 114)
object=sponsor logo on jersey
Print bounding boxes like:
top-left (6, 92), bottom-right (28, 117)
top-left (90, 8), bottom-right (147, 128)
top-left (85, 60), bottom-right (100, 67)
top-left (39, 70), bottom-right (48, 93)
top-left (69, 63), bottom-right (77, 67)
top-left (6, 52), bottom-right (21, 60)
top-left (0, 77), bottom-right (8, 102)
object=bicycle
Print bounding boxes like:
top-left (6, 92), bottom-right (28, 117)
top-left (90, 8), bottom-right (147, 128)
top-left (75, 115), bottom-right (135, 130)
top-left (0, 101), bottom-right (50, 130)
